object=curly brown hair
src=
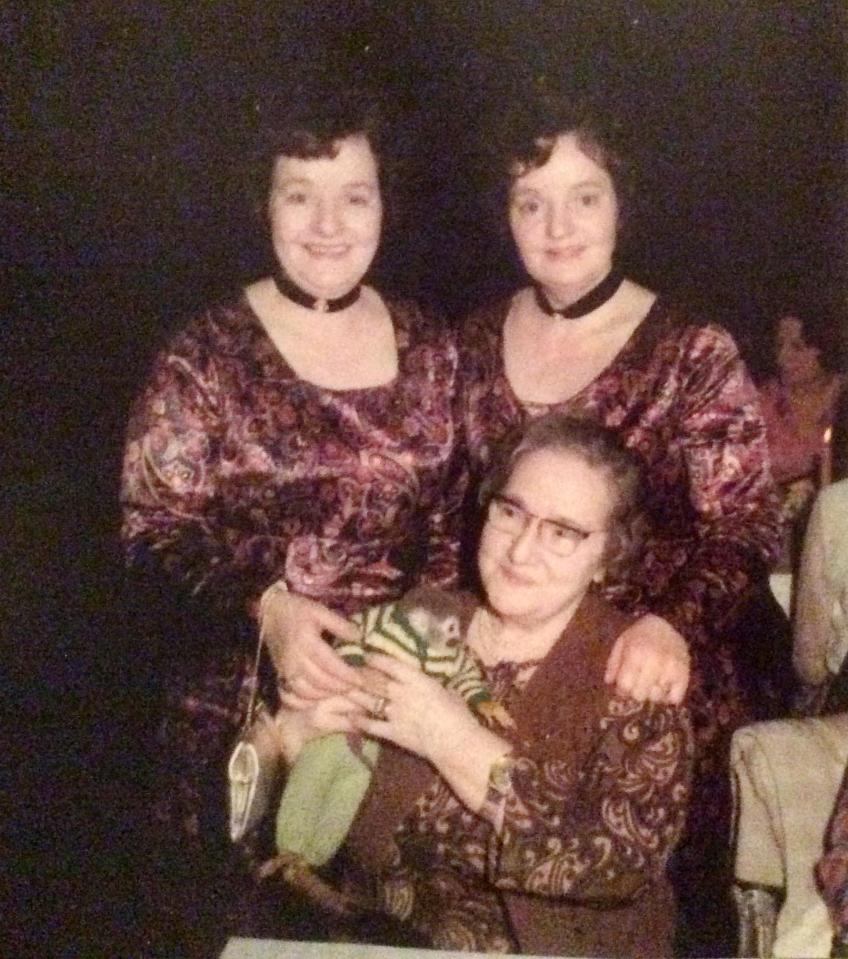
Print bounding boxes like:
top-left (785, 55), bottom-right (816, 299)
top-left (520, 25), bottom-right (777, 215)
top-left (245, 84), bottom-right (396, 226)
top-left (478, 412), bottom-right (647, 579)
top-left (481, 90), bottom-right (634, 235)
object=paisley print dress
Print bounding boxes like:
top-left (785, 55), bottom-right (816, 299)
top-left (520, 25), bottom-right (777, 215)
top-left (120, 293), bottom-right (466, 841)
top-left (457, 295), bottom-right (782, 849)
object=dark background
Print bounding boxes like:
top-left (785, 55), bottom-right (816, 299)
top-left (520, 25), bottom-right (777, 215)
top-left (3, 2), bottom-right (846, 955)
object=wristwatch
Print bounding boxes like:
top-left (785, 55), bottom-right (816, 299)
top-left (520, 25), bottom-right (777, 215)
top-left (487, 752), bottom-right (515, 794)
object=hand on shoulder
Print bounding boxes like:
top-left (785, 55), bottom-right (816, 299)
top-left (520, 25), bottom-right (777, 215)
top-left (604, 613), bottom-right (690, 705)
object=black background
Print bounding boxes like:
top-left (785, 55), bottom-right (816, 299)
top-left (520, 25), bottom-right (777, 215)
top-left (3, 2), bottom-right (846, 955)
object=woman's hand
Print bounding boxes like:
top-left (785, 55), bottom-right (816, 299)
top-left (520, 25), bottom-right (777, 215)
top-left (275, 691), bottom-right (366, 764)
top-left (604, 613), bottom-right (690, 705)
top-left (348, 653), bottom-right (512, 814)
top-left (346, 654), bottom-right (480, 763)
top-left (260, 590), bottom-right (362, 701)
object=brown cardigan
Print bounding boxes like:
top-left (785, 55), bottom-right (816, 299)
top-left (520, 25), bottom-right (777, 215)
top-left (344, 590), bottom-right (692, 957)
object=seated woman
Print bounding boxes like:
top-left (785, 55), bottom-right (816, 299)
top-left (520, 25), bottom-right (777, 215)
top-left (275, 413), bottom-right (693, 958)
top-left (759, 313), bottom-right (845, 566)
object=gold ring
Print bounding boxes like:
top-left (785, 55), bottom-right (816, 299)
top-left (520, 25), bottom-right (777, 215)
top-left (371, 695), bottom-right (389, 721)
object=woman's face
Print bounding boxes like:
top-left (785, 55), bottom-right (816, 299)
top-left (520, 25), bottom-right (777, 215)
top-left (508, 132), bottom-right (619, 303)
top-left (268, 134), bottom-right (382, 299)
top-left (477, 446), bottom-right (615, 632)
top-left (776, 315), bottom-right (823, 385)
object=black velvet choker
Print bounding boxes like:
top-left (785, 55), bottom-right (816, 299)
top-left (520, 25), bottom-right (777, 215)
top-left (273, 268), bottom-right (361, 313)
top-left (533, 269), bottom-right (624, 319)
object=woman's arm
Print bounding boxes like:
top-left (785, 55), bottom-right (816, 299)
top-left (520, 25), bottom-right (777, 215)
top-left (481, 700), bottom-right (692, 901)
top-left (657, 325), bottom-right (782, 635)
top-left (120, 321), bottom-right (260, 613)
top-left (606, 328), bottom-right (781, 702)
top-left (348, 654), bottom-right (514, 813)
top-left (351, 656), bottom-right (691, 902)
top-left (121, 319), bottom-right (361, 677)
top-left (417, 439), bottom-right (468, 591)
top-left (630, 326), bottom-right (782, 651)
top-left (411, 330), bottom-right (469, 592)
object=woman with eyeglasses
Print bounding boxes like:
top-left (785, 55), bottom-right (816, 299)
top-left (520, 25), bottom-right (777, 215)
top-left (455, 90), bottom-right (783, 953)
top-left (274, 413), bottom-right (692, 958)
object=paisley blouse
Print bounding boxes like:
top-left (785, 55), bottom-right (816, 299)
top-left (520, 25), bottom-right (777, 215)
top-left (121, 294), bottom-right (466, 619)
top-left (347, 593), bottom-right (692, 957)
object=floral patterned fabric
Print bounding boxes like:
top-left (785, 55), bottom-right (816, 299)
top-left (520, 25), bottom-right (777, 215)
top-left (457, 295), bottom-right (783, 847)
top-left (120, 292), bottom-right (466, 840)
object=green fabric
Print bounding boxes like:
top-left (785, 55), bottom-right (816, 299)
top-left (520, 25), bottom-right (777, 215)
top-left (275, 733), bottom-right (380, 867)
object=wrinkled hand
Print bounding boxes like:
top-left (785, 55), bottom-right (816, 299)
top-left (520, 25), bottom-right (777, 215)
top-left (260, 591), bottom-right (361, 700)
top-left (604, 613), bottom-right (690, 705)
top-left (345, 653), bottom-right (479, 764)
top-left (274, 692), bottom-right (367, 764)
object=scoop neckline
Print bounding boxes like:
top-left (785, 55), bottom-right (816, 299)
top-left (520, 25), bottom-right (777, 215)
top-left (498, 291), bottom-right (662, 411)
top-left (239, 289), bottom-right (402, 395)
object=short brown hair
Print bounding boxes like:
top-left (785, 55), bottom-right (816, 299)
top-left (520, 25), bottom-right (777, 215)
top-left (482, 90), bottom-right (633, 235)
top-left (478, 413), bottom-right (646, 578)
top-left (246, 84), bottom-right (394, 220)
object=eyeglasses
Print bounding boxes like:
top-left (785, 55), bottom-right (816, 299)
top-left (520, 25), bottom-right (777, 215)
top-left (486, 494), bottom-right (607, 559)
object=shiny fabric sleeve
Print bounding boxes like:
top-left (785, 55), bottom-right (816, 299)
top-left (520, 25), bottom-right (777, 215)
top-left (649, 325), bottom-right (782, 641)
top-left (481, 700), bottom-right (692, 901)
top-left (120, 325), bottom-right (265, 614)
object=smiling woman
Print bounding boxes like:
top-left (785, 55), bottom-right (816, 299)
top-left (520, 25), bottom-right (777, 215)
top-left (477, 447), bottom-right (614, 637)
top-left (119, 84), bottom-right (466, 953)
top-left (267, 136), bottom-right (383, 305)
top-left (507, 132), bottom-right (620, 310)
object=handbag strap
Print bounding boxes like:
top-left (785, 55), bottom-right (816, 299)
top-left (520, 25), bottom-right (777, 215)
top-left (243, 578), bottom-right (289, 731)
top-left (241, 623), bottom-right (265, 732)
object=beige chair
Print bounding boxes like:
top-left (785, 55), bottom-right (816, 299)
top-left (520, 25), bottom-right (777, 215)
top-left (731, 714), bottom-right (848, 957)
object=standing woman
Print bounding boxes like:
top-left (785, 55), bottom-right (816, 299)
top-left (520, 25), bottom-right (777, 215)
top-left (458, 92), bottom-right (783, 953)
top-left (120, 87), bottom-right (465, 952)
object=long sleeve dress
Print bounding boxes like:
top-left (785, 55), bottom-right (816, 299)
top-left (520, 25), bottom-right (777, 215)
top-left (342, 591), bottom-right (693, 957)
top-left (120, 293), bottom-right (466, 846)
top-left (457, 295), bottom-right (782, 854)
